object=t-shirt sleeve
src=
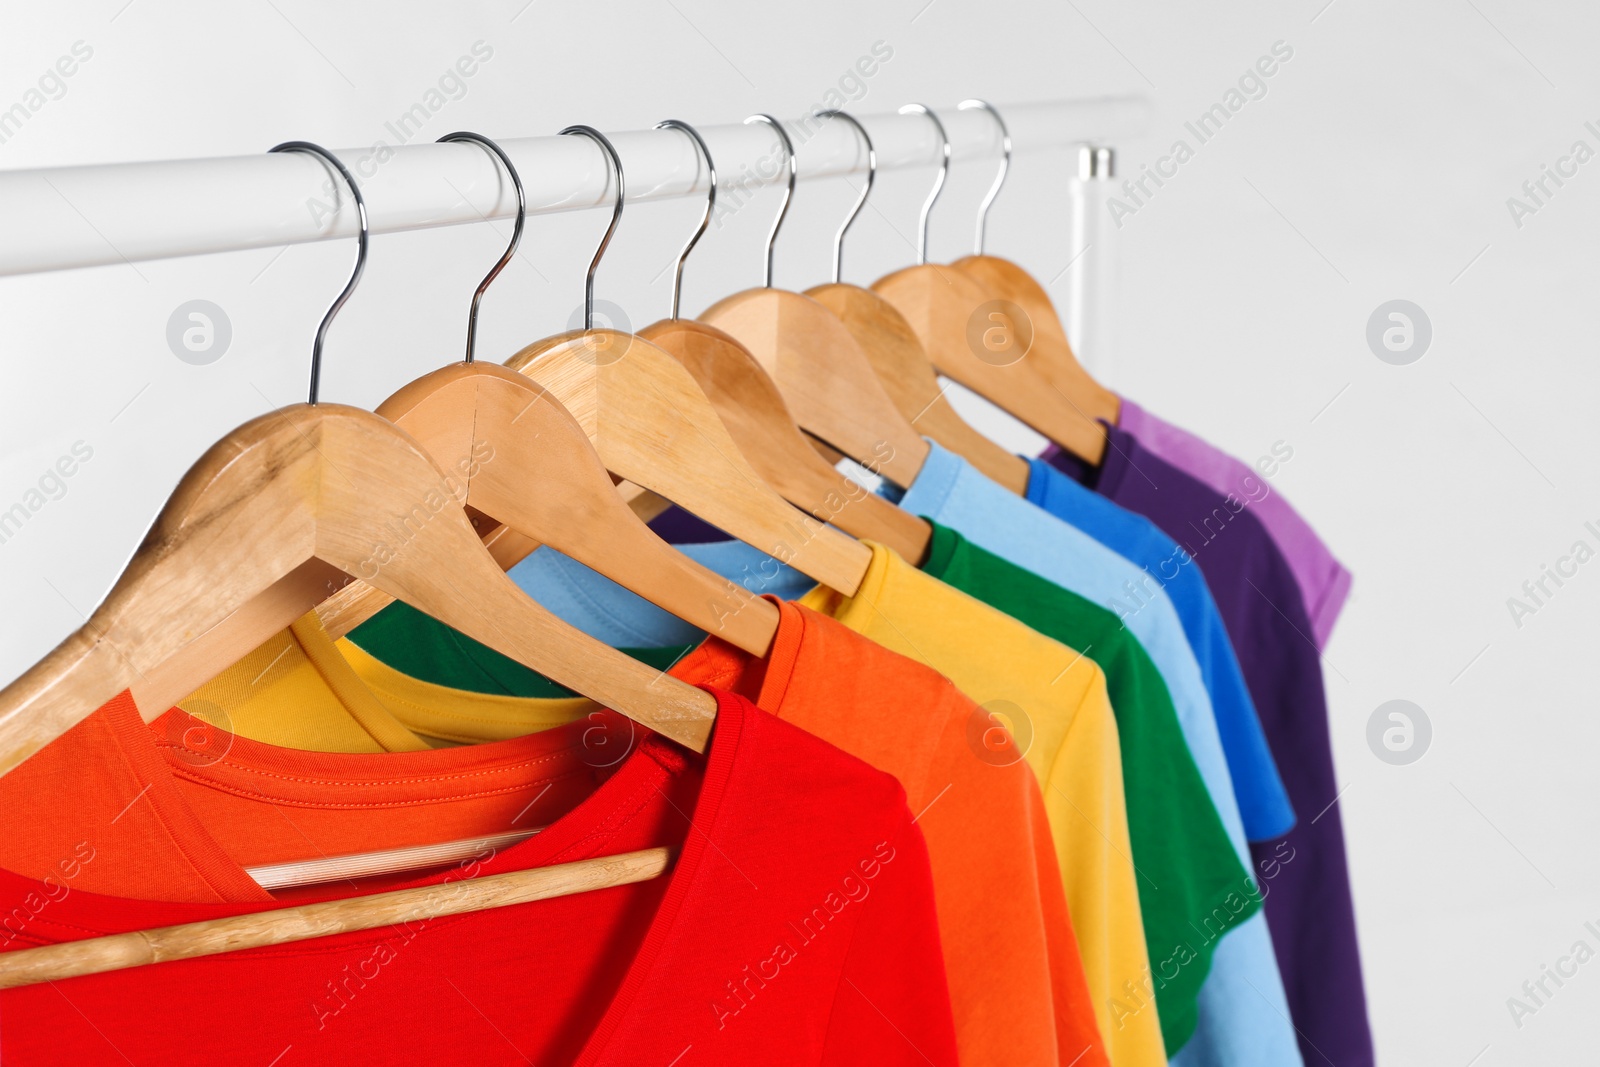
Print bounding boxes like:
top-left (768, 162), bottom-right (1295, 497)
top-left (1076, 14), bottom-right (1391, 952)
top-left (1022, 766), bottom-right (1114, 1067)
top-left (1190, 587), bottom-right (1297, 841)
top-left (1103, 635), bottom-right (1262, 1052)
top-left (821, 808), bottom-right (960, 1067)
top-left (927, 696), bottom-right (1110, 1067)
top-left (1041, 669), bottom-right (1170, 1067)
top-left (1307, 551), bottom-right (1353, 649)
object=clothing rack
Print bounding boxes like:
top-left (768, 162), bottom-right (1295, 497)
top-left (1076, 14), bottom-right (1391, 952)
top-left (0, 79), bottom-right (1370, 1065)
top-left (0, 99), bottom-right (1147, 356)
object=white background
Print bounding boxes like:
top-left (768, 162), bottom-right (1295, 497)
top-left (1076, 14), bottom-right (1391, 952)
top-left (3, 1), bottom-right (1597, 1061)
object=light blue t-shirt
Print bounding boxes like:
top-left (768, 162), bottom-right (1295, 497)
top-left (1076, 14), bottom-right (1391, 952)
top-left (505, 437), bottom-right (1301, 1065)
top-left (1026, 457), bottom-right (1295, 843)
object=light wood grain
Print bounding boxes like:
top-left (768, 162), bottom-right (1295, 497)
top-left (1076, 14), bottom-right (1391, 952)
top-left (806, 282), bottom-right (1030, 495)
top-left (0, 847), bottom-right (670, 990)
top-left (0, 403), bottom-right (718, 774)
top-left (246, 828), bottom-right (542, 890)
top-left (954, 252), bottom-right (1121, 427)
top-left (315, 483), bottom-right (672, 641)
top-left (874, 261), bottom-right (1111, 465)
top-left (642, 318), bottom-right (930, 565)
top-left (699, 288), bottom-right (931, 488)
top-left (378, 363), bottom-right (777, 654)
top-left (507, 328), bottom-right (870, 596)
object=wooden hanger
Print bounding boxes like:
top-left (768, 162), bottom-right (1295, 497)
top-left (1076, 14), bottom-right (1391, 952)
top-left (951, 100), bottom-right (1119, 431)
top-left (799, 109), bottom-right (1030, 495)
top-left (638, 120), bottom-right (929, 563)
top-left (381, 364), bottom-right (780, 653)
top-left (317, 485), bottom-right (673, 641)
top-left (504, 126), bottom-right (872, 595)
top-left (290, 133), bottom-right (777, 657)
top-left (873, 104), bottom-right (1110, 465)
top-left (0, 142), bottom-right (718, 781)
top-left (0, 847), bottom-right (672, 989)
top-left (696, 115), bottom-right (931, 490)
top-left (807, 284), bottom-right (1030, 493)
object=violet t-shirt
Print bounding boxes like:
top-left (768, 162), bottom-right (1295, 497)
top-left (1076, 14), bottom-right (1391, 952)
top-left (1046, 398), bottom-right (1352, 647)
top-left (1046, 423), bottom-right (1373, 1067)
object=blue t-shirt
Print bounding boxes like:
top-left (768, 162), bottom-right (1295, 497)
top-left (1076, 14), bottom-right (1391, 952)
top-left (1026, 457), bottom-right (1294, 842)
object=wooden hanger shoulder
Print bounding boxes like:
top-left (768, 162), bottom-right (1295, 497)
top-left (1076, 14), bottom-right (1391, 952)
top-left (641, 318), bottom-right (930, 564)
top-left (874, 263), bottom-right (1109, 465)
top-left (506, 329), bottom-right (871, 596)
top-left (699, 288), bottom-right (930, 487)
top-left (0, 846), bottom-right (673, 989)
top-left (0, 404), bottom-right (718, 774)
top-left (953, 253), bottom-right (1121, 424)
top-left (372, 362), bottom-right (779, 655)
top-left (805, 282), bottom-right (1030, 495)
top-left (317, 480), bottom-right (671, 640)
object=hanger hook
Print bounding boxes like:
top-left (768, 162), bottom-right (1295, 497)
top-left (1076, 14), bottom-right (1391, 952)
top-left (813, 109), bottom-right (875, 284)
top-left (959, 100), bottom-right (1011, 256)
top-left (744, 114), bottom-right (795, 289)
top-left (559, 125), bottom-right (625, 331)
top-left (269, 141), bottom-right (368, 405)
top-left (654, 119), bottom-right (716, 321)
top-left (897, 104), bottom-right (949, 266)
top-left (436, 132), bottom-right (525, 364)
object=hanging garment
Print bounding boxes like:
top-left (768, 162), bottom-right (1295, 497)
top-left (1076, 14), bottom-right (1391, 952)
top-left (922, 524), bottom-right (1305, 1067)
top-left (0, 688), bottom-right (959, 1065)
top-left (1048, 398), bottom-right (1352, 647)
top-left (268, 550), bottom-right (1158, 1067)
top-left (366, 537), bottom-right (1177, 1067)
top-left (177, 606), bottom-right (1110, 1067)
top-left (480, 524), bottom-right (1299, 1062)
top-left (946, 474), bottom-right (1306, 1066)
top-left (1023, 457), bottom-right (1293, 843)
top-left (881, 439), bottom-right (1221, 810)
top-left (799, 535), bottom-right (1246, 1055)
top-left (1046, 423), bottom-right (1373, 1067)
top-left (776, 546), bottom-right (1161, 1067)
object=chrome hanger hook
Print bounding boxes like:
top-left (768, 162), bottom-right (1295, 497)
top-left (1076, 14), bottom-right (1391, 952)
top-left (813, 109), bottom-right (875, 284)
top-left (897, 104), bottom-right (949, 266)
top-left (654, 119), bottom-right (716, 320)
top-left (744, 114), bottom-right (795, 289)
top-left (269, 141), bottom-right (368, 405)
top-left (559, 125), bottom-right (625, 331)
top-left (959, 100), bottom-right (1011, 256)
top-left (437, 132), bottom-right (525, 364)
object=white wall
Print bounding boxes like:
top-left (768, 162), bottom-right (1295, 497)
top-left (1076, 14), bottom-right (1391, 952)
top-left (3, 1), bottom-right (1596, 1061)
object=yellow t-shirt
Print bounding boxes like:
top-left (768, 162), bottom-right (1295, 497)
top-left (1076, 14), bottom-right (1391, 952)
top-left (796, 546), bottom-right (1164, 1067)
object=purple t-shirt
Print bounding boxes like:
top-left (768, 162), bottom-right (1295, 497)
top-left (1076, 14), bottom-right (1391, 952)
top-left (1047, 423), bottom-right (1372, 1067)
top-left (1046, 398), bottom-right (1352, 648)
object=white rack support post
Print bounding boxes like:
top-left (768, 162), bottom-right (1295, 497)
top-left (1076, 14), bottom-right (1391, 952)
top-left (1067, 145), bottom-right (1119, 386)
top-left (0, 98), bottom-right (1150, 278)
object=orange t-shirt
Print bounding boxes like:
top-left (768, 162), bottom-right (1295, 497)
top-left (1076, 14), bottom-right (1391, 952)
top-left (0, 689), bottom-right (640, 904)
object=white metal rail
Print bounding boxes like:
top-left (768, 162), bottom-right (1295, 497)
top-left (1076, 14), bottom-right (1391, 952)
top-left (0, 97), bottom-right (1150, 277)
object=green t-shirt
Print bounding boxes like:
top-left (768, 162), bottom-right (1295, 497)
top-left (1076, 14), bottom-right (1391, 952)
top-left (349, 521), bottom-right (1257, 1052)
top-left (920, 523), bottom-right (1257, 1049)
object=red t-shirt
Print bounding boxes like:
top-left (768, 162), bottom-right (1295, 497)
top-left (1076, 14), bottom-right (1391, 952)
top-left (0, 687), bottom-right (957, 1065)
